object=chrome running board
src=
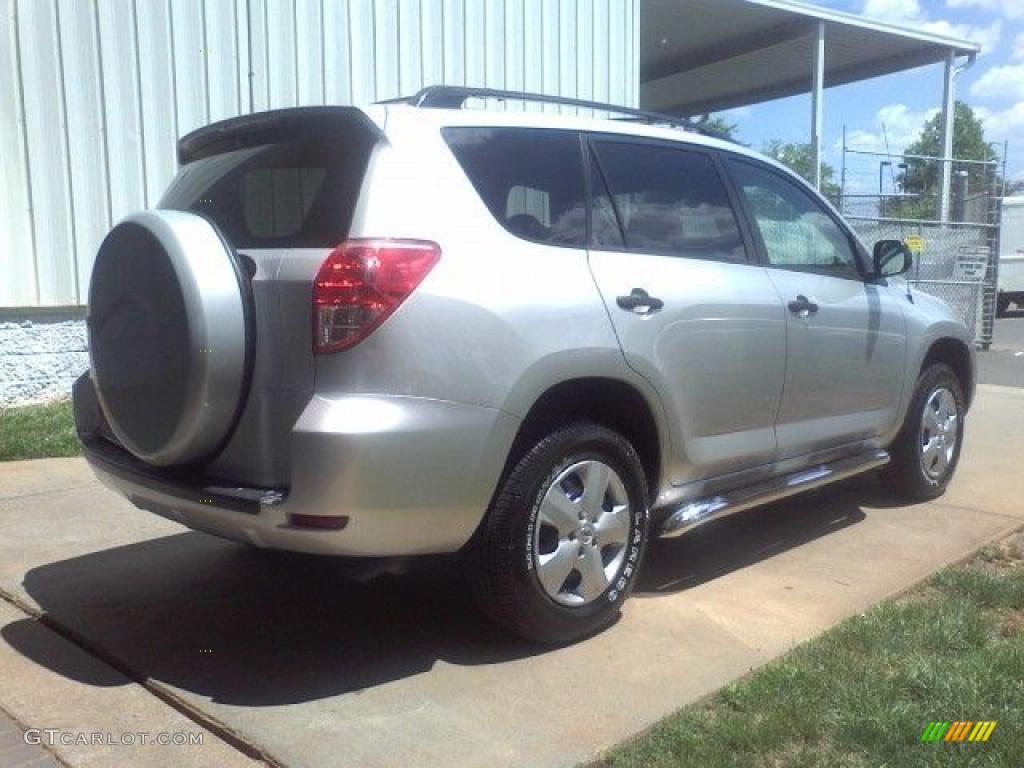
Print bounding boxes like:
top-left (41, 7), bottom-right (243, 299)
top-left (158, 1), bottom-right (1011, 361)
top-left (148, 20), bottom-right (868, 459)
top-left (657, 449), bottom-right (890, 539)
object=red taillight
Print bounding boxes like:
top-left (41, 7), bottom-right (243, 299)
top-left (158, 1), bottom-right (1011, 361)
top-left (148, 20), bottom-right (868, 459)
top-left (312, 239), bottom-right (440, 354)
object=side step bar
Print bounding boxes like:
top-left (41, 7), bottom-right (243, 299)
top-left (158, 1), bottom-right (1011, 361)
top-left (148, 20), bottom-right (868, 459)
top-left (658, 449), bottom-right (890, 539)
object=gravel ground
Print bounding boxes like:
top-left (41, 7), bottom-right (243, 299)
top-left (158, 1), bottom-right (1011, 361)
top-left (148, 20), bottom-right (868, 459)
top-left (0, 320), bottom-right (88, 407)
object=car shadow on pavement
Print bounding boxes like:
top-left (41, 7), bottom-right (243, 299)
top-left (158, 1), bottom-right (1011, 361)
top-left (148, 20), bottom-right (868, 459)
top-left (636, 474), bottom-right (892, 595)
top-left (4, 475), bottom-right (890, 707)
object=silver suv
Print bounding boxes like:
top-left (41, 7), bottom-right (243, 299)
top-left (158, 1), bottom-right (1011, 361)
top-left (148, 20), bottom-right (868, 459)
top-left (74, 87), bottom-right (975, 644)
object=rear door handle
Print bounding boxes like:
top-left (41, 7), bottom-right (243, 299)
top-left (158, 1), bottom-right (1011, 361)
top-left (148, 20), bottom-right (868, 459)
top-left (616, 288), bottom-right (664, 314)
top-left (787, 294), bottom-right (819, 317)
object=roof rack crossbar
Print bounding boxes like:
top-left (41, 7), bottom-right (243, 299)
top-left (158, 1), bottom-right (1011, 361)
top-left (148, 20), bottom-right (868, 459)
top-left (381, 86), bottom-right (729, 139)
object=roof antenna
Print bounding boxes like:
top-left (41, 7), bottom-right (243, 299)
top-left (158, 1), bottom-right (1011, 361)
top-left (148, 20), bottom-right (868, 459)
top-left (882, 122), bottom-right (914, 303)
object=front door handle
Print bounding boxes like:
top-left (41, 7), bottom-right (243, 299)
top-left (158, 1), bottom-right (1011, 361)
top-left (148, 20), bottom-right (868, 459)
top-left (787, 294), bottom-right (819, 317)
top-left (616, 288), bottom-right (664, 314)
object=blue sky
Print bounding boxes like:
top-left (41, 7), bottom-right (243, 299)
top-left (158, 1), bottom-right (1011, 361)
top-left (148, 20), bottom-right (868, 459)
top-left (715, 0), bottom-right (1024, 192)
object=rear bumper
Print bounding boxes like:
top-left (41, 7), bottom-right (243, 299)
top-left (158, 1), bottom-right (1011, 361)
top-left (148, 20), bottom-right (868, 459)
top-left (81, 391), bottom-right (519, 557)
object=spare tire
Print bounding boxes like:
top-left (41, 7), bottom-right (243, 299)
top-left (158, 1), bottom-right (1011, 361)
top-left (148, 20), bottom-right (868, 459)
top-left (87, 210), bottom-right (252, 466)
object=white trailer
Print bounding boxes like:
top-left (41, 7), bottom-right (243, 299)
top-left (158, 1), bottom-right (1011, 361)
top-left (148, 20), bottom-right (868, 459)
top-left (999, 197), bottom-right (1024, 316)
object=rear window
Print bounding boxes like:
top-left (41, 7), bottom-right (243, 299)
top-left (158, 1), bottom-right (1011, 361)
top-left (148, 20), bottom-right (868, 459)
top-left (443, 127), bottom-right (586, 247)
top-left (159, 136), bottom-right (372, 249)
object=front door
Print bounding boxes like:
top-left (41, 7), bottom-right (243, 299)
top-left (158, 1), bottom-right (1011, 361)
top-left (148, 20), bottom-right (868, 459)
top-left (585, 137), bottom-right (787, 483)
top-left (724, 157), bottom-right (908, 459)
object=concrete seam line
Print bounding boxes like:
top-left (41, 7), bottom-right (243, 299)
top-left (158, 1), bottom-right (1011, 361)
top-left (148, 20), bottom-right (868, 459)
top-left (0, 484), bottom-right (97, 504)
top-left (0, 587), bottom-right (286, 768)
top-left (924, 500), bottom-right (1024, 523)
top-left (0, 700), bottom-right (73, 767)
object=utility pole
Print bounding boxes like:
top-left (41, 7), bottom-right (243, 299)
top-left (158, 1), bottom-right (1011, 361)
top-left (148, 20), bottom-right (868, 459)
top-left (939, 50), bottom-right (957, 223)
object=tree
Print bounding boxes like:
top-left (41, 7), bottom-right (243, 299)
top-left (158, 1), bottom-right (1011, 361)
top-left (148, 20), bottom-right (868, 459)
top-left (695, 115), bottom-right (740, 142)
top-left (761, 140), bottom-right (841, 202)
top-left (893, 101), bottom-right (1000, 219)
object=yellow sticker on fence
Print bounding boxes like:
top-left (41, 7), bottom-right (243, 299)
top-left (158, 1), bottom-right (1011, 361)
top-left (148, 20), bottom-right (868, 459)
top-left (904, 235), bottom-right (925, 255)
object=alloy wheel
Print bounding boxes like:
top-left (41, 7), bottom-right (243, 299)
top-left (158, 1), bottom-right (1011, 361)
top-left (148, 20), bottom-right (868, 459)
top-left (533, 460), bottom-right (631, 607)
top-left (919, 387), bottom-right (958, 481)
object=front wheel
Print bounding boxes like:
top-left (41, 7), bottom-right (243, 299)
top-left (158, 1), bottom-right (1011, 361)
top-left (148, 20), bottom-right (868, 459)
top-left (882, 363), bottom-right (965, 501)
top-left (469, 423), bottom-right (649, 644)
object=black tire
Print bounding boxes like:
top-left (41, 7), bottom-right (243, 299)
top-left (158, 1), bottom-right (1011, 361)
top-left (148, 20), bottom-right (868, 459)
top-left (469, 423), bottom-right (649, 645)
top-left (997, 295), bottom-right (1010, 318)
top-left (882, 363), bottom-right (965, 502)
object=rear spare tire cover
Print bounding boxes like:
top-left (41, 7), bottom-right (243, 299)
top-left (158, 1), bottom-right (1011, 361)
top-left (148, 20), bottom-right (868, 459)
top-left (88, 210), bottom-right (251, 466)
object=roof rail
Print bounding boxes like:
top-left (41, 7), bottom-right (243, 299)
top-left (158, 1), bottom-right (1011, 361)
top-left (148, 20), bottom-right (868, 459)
top-left (377, 86), bottom-right (731, 140)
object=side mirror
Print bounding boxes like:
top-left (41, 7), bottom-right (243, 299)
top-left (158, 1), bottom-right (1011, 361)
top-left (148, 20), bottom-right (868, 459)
top-left (873, 239), bottom-right (913, 278)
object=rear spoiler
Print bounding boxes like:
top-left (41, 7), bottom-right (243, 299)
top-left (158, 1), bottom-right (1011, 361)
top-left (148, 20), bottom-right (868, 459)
top-left (177, 107), bottom-right (383, 165)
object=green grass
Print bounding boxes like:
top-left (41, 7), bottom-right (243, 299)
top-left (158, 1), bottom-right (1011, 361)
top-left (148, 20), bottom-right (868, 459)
top-left (597, 535), bottom-right (1024, 768)
top-left (0, 400), bottom-right (80, 461)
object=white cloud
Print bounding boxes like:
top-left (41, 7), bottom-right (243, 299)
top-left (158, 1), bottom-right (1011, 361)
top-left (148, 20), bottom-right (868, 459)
top-left (860, 1), bottom-right (1002, 53)
top-left (1014, 31), bottom-right (1024, 60)
top-left (840, 104), bottom-right (939, 153)
top-left (863, 0), bottom-right (922, 22)
top-left (971, 64), bottom-right (1024, 101)
top-left (921, 20), bottom-right (1002, 53)
top-left (945, 0), bottom-right (1024, 21)
top-left (974, 102), bottom-right (1024, 143)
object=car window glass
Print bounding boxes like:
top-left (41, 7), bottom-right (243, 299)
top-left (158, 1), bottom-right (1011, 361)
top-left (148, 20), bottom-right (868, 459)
top-left (589, 154), bottom-right (624, 249)
top-left (443, 128), bottom-right (586, 247)
top-left (592, 140), bottom-right (746, 261)
top-left (507, 185), bottom-right (551, 225)
top-left (727, 159), bottom-right (860, 277)
top-left (242, 167), bottom-right (327, 238)
top-left (159, 136), bottom-right (372, 248)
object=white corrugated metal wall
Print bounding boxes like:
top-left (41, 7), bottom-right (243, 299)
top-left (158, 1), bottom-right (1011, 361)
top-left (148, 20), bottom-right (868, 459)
top-left (0, 0), bottom-right (640, 308)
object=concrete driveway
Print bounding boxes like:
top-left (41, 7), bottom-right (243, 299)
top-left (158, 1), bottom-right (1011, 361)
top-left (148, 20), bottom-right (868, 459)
top-left (1, 383), bottom-right (1023, 768)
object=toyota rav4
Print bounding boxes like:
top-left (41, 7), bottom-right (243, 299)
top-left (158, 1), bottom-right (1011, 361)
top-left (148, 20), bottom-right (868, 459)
top-left (74, 87), bottom-right (975, 644)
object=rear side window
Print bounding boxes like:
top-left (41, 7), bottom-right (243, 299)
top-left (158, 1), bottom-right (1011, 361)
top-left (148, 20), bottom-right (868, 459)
top-left (443, 128), bottom-right (586, 247)
top-left (159, 136), bottom-right (372, 249)
top-left (592, 140), bottom-right (746, 262)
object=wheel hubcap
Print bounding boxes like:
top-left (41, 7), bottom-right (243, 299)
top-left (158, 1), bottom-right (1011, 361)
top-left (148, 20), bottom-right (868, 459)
top-left (920, 387), bottom-right (958, 481)
top-left (533, 460), bottom-right (631, 607)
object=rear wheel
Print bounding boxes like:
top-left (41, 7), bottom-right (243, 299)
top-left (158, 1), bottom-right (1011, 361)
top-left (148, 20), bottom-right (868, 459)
top-left (882, 363), bottom-right (965, 501)
top-left (470, 423), bottom-right (649, 644)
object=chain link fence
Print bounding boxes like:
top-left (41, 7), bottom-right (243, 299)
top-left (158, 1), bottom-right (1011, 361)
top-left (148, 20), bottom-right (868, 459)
top-left (845, 218), bottom-right (990, 341)
top-left (839, 142), bottom-right (1005, 347)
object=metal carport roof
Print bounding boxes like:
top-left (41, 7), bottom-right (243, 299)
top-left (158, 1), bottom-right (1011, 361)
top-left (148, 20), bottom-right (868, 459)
top-left (641, 0), bottom-right (980, 116)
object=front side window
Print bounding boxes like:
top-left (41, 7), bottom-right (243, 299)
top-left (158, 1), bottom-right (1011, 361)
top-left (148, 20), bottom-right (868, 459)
top-left (590, 140), bottom-right (746, 262)
top-left (727, 158), bottom-right (861, 278)
top-left (443, 128), bottom-right (586, 247)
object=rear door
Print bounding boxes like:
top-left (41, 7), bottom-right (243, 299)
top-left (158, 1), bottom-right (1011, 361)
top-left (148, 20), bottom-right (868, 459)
top-left (158, 108), bottom-right (380, 486)
top-left (723, 156), bottom-right (908, 459)
top-left (585, 136), bottom-right (787, 483)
